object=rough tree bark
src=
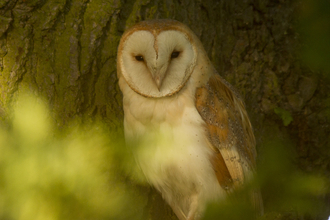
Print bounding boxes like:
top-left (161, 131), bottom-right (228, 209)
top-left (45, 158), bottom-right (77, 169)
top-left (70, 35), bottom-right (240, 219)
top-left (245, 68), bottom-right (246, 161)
top-left (0, 0), bottom-right (329, 220)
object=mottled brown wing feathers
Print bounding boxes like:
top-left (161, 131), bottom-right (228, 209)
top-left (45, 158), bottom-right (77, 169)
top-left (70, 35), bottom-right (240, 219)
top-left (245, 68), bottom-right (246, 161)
top-left (195, 74), bottom-right (257, 187)
top-left (210, 152), bottom-right (234, 190)
top-left (196, 74), bottom-right (263, 214)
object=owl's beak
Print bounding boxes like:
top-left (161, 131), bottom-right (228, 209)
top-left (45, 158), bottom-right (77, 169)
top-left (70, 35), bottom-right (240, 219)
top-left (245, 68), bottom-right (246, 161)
top-left (151, 63), bottom-right (167, 91)
top-left (153, 74), bottom-right (164, 91)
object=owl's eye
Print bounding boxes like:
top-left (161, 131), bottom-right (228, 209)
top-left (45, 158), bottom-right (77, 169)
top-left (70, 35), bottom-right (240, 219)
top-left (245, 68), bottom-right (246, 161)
top-left (135, 55), bottom-right (144, 61)
top-left (171, 51), bottom-right (180, 59)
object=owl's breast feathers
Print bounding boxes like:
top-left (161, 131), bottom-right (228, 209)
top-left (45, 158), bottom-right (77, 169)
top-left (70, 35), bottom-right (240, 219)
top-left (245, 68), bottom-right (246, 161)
top-left (195, 74), bottom-right (263, 214)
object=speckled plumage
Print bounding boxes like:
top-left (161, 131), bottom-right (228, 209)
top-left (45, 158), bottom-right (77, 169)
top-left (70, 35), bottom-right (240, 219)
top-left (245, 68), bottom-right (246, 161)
top-left (117, 19), bottom-right (263, 220)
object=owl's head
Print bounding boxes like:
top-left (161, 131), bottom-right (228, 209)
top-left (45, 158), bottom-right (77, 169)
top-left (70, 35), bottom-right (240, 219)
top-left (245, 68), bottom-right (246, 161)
top-left (117, 19), bottom-right (206, 98)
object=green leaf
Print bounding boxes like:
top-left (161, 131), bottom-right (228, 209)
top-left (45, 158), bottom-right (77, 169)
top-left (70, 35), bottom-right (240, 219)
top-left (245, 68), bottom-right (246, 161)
top-left (274, 107), bottom-right (293, 126)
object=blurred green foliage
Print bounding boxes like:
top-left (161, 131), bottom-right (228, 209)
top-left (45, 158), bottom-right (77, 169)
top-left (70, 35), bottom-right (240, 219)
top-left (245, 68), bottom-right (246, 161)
top-left (258, 139), bottom-right (327, 217)
top-left (203, 137), bottom-right (328, 220)
top-left (0, 92), bottom-right (146, 220)
top-left (0, 93), bottom-right (328, 220)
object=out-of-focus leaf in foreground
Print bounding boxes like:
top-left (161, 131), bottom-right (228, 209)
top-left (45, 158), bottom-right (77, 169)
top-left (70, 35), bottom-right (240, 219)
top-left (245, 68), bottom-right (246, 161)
top-left (259, 139), bottom-right (327, 219)
top-left (203, 137), bottom-right (328, 220)
top-left (0, 92), bottom-right (145, 220)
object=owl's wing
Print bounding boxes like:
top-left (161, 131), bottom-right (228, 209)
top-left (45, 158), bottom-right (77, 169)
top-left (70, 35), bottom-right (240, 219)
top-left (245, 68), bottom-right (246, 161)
top-left (195, 73), bottom-right (263, 213)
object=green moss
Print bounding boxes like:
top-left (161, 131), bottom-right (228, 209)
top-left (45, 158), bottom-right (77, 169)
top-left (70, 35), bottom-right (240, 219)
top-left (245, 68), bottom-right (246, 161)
top-left (0, 0), bottom-right (9, 8)
top-left (125, 0), bottom-right (152, 28)
top-left (0, 15), bottom-right (32, 111)
top-left (24, 0), bottom-right (44, 7)
top-left (101, 11), bottom-right (122, 63)
top-left (161, 1), bottom-right (171, 18)
top-left (81, 0), bottom-right (121, 67)
top-left (145, 5), bottom-right (158, 19)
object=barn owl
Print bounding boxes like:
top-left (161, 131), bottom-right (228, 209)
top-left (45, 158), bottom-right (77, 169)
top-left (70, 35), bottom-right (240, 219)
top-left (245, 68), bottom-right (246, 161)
top-left (117, 19), bottom-right (263, 220)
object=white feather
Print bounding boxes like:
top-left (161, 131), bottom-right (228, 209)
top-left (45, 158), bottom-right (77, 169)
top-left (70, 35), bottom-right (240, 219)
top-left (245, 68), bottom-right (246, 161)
top-left (121, 76), bottom-right (225, 216)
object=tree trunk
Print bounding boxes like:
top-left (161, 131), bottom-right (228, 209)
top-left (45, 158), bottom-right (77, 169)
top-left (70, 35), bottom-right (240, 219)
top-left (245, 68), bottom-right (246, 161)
top-left (0, 0), bottom-right (329, 219)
